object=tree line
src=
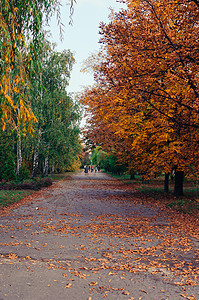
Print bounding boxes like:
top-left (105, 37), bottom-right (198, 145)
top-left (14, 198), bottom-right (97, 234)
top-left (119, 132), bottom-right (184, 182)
top-left (0, 0), bottom-right (81, 181)
top-left (80, 0), bottom-right (199, 196)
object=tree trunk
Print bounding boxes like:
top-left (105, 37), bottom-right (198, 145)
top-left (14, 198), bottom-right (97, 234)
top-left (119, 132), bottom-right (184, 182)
top-left (52, 161), bottom-right (55, 174)
top-left (164, 173), bottom-right (169, 193)
top-left (16, 133), bottom-right (22, 175)
top-left (32, 148), bottom-right (39, 177)
top-left (174, 171), bottom-right (184, 196)
top-left (43, 157), bottom-right (49, 177)
top-left (32, 129), bottom-right (41, 177)
top-left (130, 171), bottom-right (135, 180)
top-left (142, 175), bottom-right (149, 184)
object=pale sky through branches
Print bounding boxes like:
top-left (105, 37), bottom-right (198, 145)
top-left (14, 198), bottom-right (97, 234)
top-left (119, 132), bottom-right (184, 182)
top-left (47, 0), bottom-right (125, 93)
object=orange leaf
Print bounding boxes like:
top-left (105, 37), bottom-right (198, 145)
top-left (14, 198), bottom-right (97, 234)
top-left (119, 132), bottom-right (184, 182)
top-left (64, 283), bottom-right (72, 288)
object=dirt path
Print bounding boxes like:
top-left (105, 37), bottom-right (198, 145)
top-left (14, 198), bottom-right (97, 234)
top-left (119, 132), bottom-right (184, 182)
top-left (0, 171), bottom-right (198, 300)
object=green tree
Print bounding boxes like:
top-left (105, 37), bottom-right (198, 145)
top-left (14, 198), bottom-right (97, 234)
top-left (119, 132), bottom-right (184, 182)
top-left (0, 0), bottom-right (75, 129)
top-left (0, 120), bottom-right (16, 181)
top-left (26, 38), bottom-right (81, 176)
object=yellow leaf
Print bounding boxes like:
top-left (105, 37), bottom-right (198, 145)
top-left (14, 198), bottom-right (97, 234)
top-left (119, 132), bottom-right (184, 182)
top-left (64, 283), bottom-right (72, 288)
top-left (89, 282), bottom-right (98, 286)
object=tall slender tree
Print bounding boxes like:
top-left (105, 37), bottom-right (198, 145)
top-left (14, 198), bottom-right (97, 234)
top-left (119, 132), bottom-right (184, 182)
top-left (27, 38), bottom-right (80, 176)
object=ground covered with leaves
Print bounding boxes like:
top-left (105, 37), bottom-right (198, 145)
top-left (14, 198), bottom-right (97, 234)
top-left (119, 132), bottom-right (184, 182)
top-left (113, 175), bottom-right (199, 217)
top-left (0, 171), bottom-right (198, 299)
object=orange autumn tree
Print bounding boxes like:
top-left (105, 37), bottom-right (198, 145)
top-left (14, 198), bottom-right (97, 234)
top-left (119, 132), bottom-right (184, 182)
top-left (80, 0), bottom-right (199, 196)
top-left (81, 87), bottom-right (138, 174)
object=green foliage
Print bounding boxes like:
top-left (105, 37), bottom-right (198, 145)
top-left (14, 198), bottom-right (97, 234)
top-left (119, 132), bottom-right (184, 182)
top-left (0, 0), bottom-right (74, 129)
top-left (2, 154), bottom-right (17, 181)
top-left (0, 125), bottom-right (16, 181)
top-left (103, 154), bottom-right (126, 175)
top-left (17, 165), bottom-right (30, 181)
top-left (0, 38), bottom-right (81, 181)
top-left (24, 37), bottom-right (81, 176)
top-left (167, 199), bottom-right (199, 213)
top-left (0, 0), bottom-right (79, 180)
top-left (91, 147), bottom-right (127, 175)
top-left (91, 147), bottom-right (106, 167)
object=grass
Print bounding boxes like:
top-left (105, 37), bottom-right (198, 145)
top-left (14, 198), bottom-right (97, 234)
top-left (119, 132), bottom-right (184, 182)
top-left (0, 190), bottom-right (33, 207)
top-left (167, 198), bottom-right (199, 214)
top-left (107, 172), bottom-right (199, 216)
top-left (139, 186), bottom-right (199, 215)
top-left (0, 171), bottom-right (80, 208)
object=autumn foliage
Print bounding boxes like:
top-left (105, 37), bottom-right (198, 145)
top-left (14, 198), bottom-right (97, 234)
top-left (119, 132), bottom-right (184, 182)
top-left (0, 1), bottom-right (81, 179)
top-left (80, 0), bottom-right (199, 190)
top-left (0, 0), bottom-right (75, 131)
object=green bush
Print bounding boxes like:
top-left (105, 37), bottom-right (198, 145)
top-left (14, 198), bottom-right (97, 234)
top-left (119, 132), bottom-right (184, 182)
top-left (17, 165), bottom-right (30, 181)
top-left (0, 177), bottom-right (52, 191)
top-left (2, 154), bottom-right (16, 181)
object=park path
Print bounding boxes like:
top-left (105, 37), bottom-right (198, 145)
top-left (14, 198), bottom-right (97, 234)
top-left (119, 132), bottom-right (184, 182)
top-left (0, 171), bottom-right (198, 300)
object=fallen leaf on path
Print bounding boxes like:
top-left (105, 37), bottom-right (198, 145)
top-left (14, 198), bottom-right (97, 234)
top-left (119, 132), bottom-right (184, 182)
top-left (89, 282), bottom-right (98, 286)
top-left (108, 271), bottom-right (117, 275)
top-left (7, 253), bottom-right (18, 259)
top-left (64, 283), bottom-right (72, 288)
top-left (181, 295), bottom-right (197, 300)
top-left (122, 291), bottom-right (130, 295)
top-left (140, 290), bottom-right (148, 294)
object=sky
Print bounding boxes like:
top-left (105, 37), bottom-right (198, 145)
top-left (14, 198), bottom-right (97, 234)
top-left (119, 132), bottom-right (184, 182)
top-left (47, 0), bottom-right (125, 94)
